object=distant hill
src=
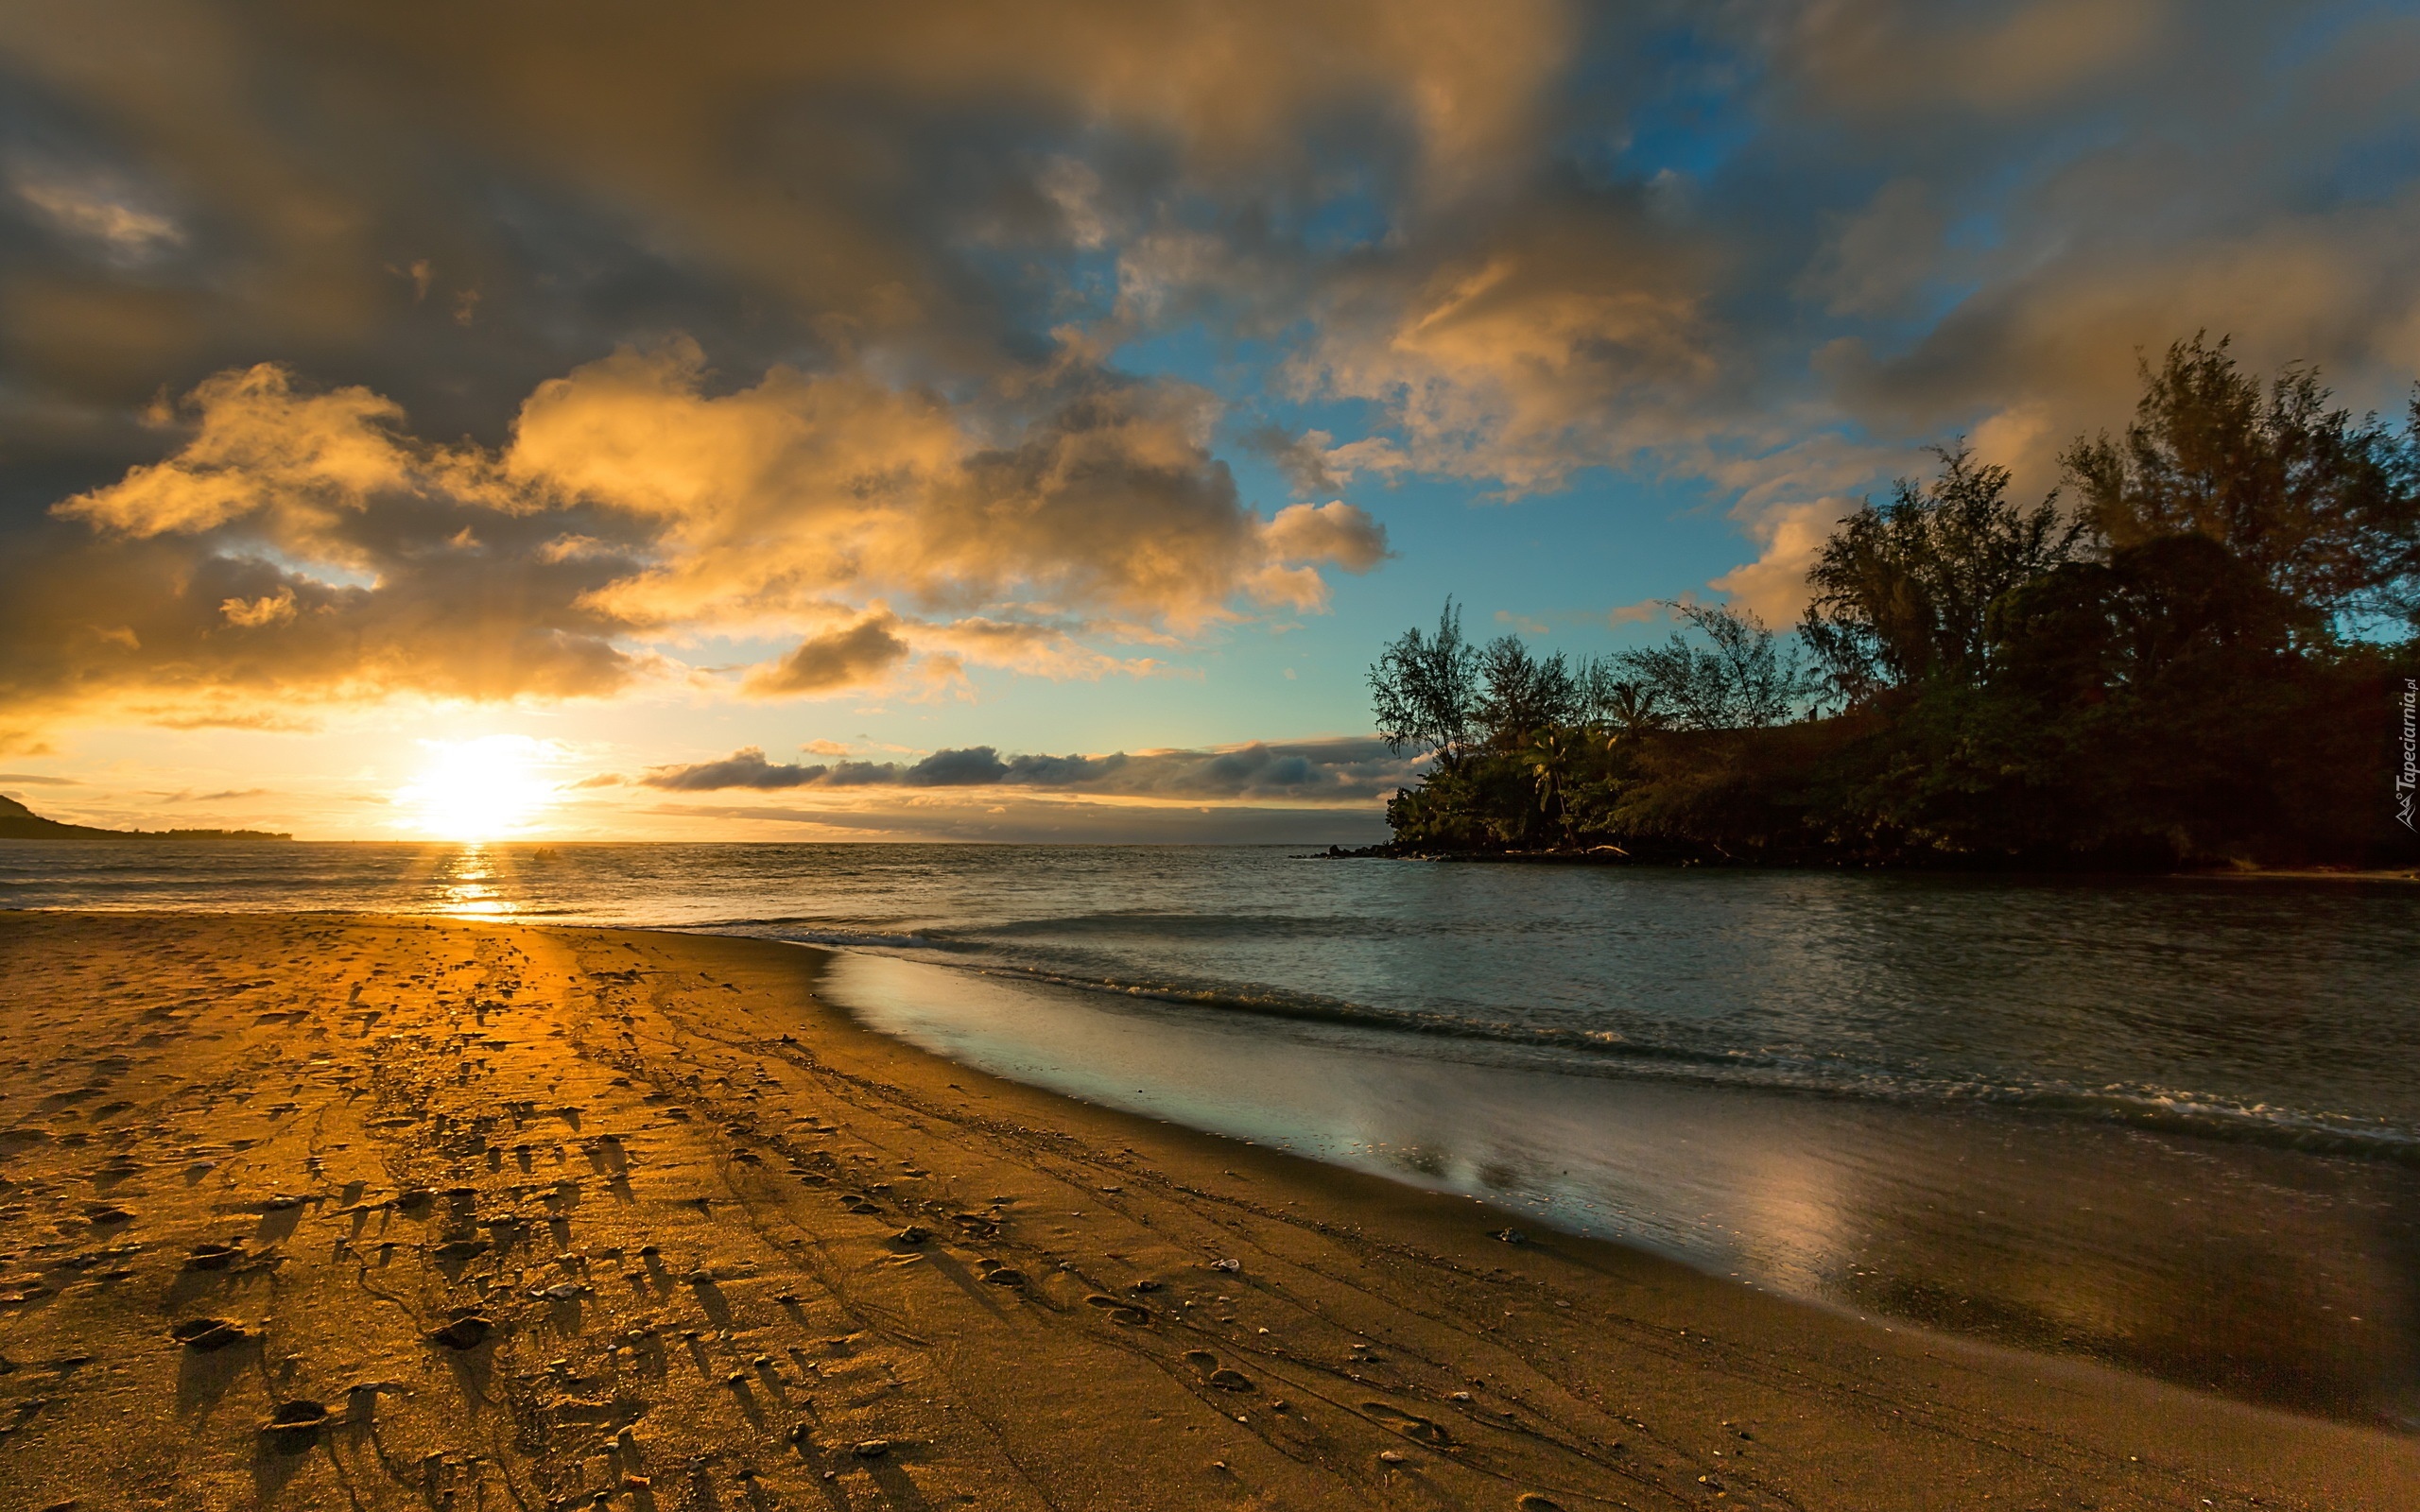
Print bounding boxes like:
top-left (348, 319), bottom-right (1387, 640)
top-left (0, 793), bottom-right (291, 841)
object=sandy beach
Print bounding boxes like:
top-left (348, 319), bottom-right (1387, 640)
top-left (0, 910), bottom-right (2411, 1512)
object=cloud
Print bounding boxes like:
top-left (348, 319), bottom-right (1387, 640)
top-left (642, 747), bottom-right (823, 791)
top-left (644, 736), bottom-right (1416, 801)
top-left (1, 349), bottom-right (1388, 732)
top-left (510, 340), bottom-right (1388, 635)
top-left (9, 163), bottom-right (184, 264)
top-left (1782, 0), bottom-right (2173, 116)
top-left (1245, 424), bottom-right (1345, 497)
top-left (643, 797), bottom-right (1392, 845)
top-left (1796, 178), bottom-right (1945, 319)
top-left (4, 0), bottom-right (2418, 730)
top-left (743, 613), bottom-right (913, 697)
top-left (1260, 501), bottom-right (1390, 573)
top-left (1296, 206), bottom-right (1725, 496)
top-left (1707, 497), bottom-right (1858, 625)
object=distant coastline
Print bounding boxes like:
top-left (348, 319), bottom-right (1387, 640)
top-left (0, 794), bottom-right (289, 842)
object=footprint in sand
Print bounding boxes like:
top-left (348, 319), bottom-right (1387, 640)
top-left (261, 1400), bottom-right (329, 1452)
top-left (426, 1313), bottom-right (494, 1349)
top-left (1363, 1403), bottom-right (1451, 1444)
top-left (170, 1317), bottom-right (249, 1350)
top-left (1183, 1350), bottom-right (1253, 1390)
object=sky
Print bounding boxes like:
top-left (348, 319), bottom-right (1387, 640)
top-left (3, 0), bottom-right (2418, 842)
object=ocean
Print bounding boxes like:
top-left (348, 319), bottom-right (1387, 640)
top-left (7, 838), bottom-right (2416, 1423)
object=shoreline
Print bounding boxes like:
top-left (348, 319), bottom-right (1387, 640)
top-left (1318, 844), bottom-right (2420, 882)
top-left (1, 910), bottom-right (2411, 1509)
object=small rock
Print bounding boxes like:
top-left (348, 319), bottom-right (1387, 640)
top-left (892, 1226), bottom-right (931, 1246)
top-left (1491, 1229), bottom-right (1527, 1245)
top-left (1207, 1258), bottom-right (1240, 1273)
top-left (182, 1243), bottom-right (241, 1272)
top-left (982, 1267), bottom-right (1026, 1286)
top-left (1378, 1450), bottom-right (1407, 1464)
top-left (852, 1440), bottom-right (889, 1458)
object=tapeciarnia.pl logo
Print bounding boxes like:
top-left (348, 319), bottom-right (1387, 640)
top-left (2400, 677), bottom-right (2417, 832)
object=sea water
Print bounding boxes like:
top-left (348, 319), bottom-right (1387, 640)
top-left (7, 839), bottom-right (2416, 1422)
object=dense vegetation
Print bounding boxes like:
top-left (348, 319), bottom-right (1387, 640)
top-left (1369, 337), bottom-right (2420, 868)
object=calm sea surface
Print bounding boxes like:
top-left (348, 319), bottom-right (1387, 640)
top-left (7, 839), bottom-right (2417, 1423)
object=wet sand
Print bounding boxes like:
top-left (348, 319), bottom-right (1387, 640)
top-left (825, 951), bottom-right (2420, 1428)
top-left (0, 911), bottom-right (2412, 1511)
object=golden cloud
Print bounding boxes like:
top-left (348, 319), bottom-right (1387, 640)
top-left (3, 348), bottom-right (1390, 730)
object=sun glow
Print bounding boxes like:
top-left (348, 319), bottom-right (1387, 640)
top-left (397, 735), bottom-right (562, 839)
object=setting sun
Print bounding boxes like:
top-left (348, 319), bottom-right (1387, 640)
top-left (396, 735), bottom-right (562, 840)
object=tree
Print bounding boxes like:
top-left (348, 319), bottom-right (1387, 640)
top-left (1801, 445), bottom-right (2086, 702)
top-left (1614, 602), bottom-right (1816, 730)
top-left (1476, 635), bottom-right (1581, 747)
top-left (1369, 597), bottom-right (1480, 765)
top-left (2060, 334), bottom-right (2420, 633)
top-left (1583, 666), bottom-right (1665, 733)
top-left (1989, 533), bottom-right (2314, 702)
top-left (1522, 726), bottom-right (1584, 845)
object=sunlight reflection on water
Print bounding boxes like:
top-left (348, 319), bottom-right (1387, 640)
top-left (431, 844), bottom-right (517, 916)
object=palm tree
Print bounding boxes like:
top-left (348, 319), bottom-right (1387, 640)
top-left (1599, 679), bottom-right (1664, 736)
top-left (1523, 727), bottom-right (1581, 847)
